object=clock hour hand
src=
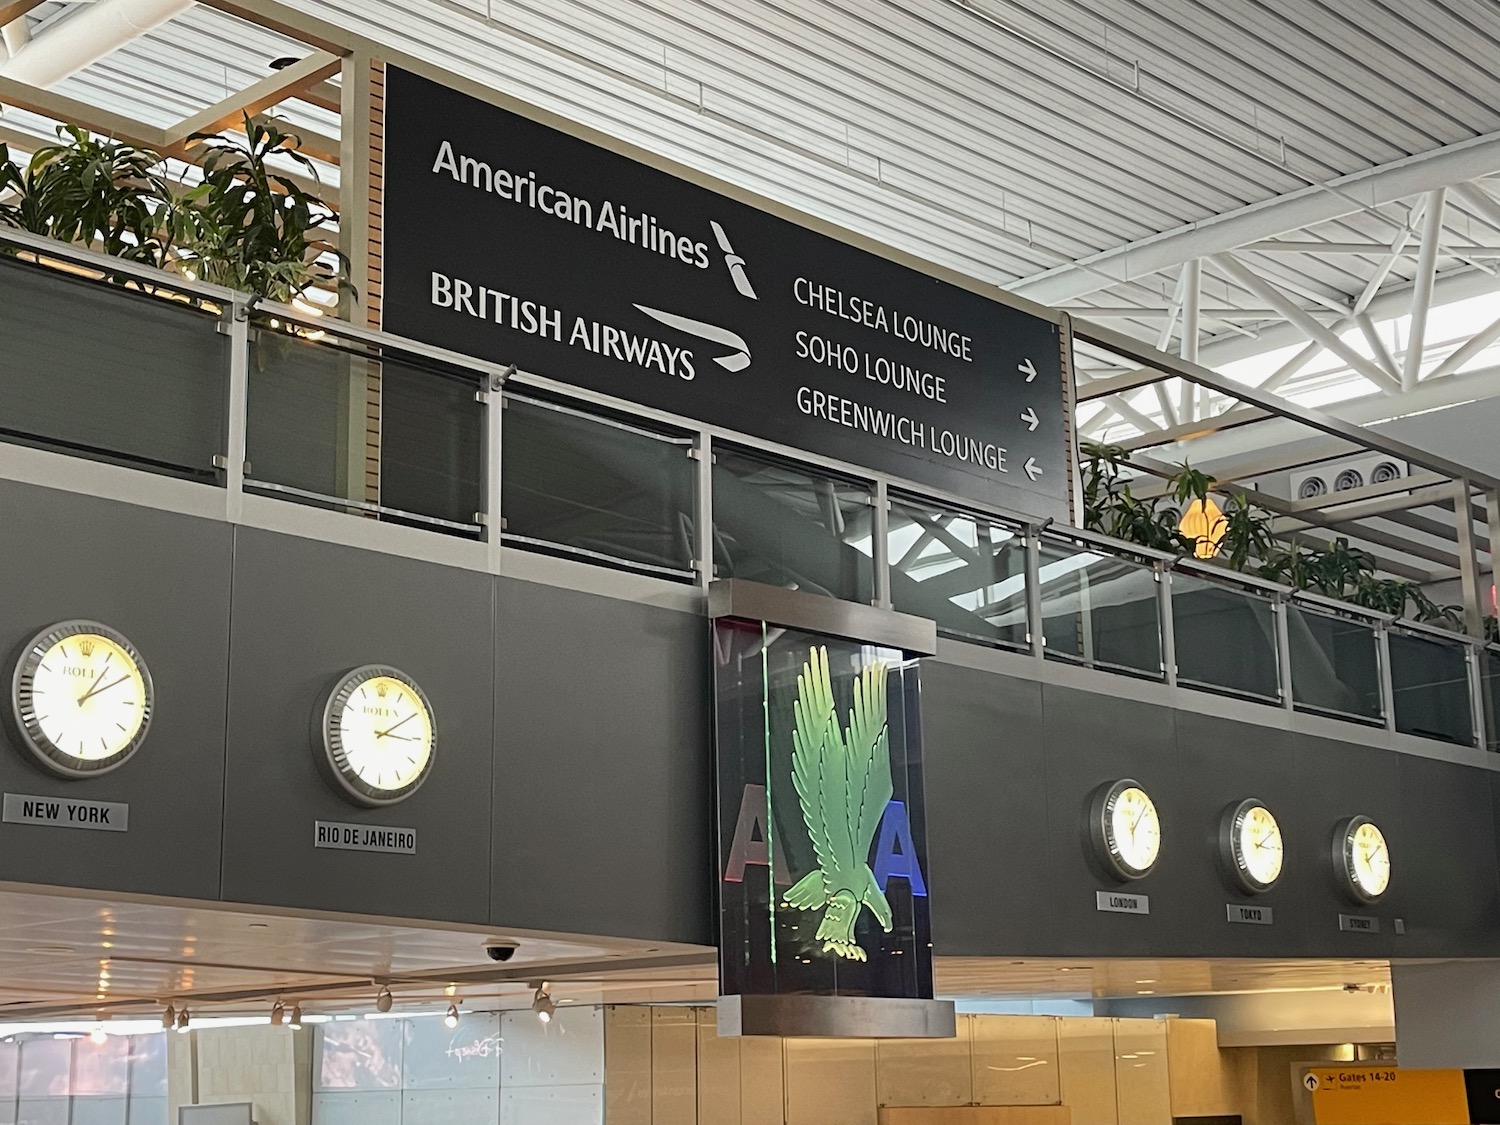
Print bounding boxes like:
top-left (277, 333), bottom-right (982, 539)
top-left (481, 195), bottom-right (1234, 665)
top-left (374, 712), bottom-right (418, 739)
top-left (76, 673), bottom-right (129, 706)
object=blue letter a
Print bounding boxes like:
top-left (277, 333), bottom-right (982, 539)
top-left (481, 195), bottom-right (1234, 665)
top-left (871, 800), bottom-right (927, 896)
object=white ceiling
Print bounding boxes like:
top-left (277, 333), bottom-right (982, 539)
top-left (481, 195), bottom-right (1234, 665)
top-left (8, 0), bottom-right (1500, 442)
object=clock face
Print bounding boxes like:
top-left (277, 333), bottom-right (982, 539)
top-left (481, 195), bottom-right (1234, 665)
top-left (10, 621), bottom-right (153, 778)
top-left (318, 666), bottom-right (435, 806)
top-left (1225, 800), bottom-right (1283, 892)
top-left (1338, 817), bottom-right (1390, 902)
top-left (1094, 780), bottom-right (1161, 880)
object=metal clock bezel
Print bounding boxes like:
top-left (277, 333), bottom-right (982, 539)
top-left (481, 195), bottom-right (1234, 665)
top-left (9, 619), bottom-right (155, 779)
top-left (1220, 798), bottom-right (1282, 894)
top-left (1333, 815), bottom-right (1389, 904)
top-left (1089, 777), bottom-right (1160, 881)
top-left (317, 664), bottom-right (437, 807)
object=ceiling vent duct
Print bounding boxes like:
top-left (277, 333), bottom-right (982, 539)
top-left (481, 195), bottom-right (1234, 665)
top-left (1290, 456), bottom-right (1408, 503)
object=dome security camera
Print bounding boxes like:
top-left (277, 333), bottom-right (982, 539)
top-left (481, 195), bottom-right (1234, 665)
top-left (483, 938), bottom-right (519, 963)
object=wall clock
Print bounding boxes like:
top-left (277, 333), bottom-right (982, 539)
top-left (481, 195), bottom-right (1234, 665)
top-left (1334, 816), bottom-right (1390, 903)
top-left (1221, 798), bottom-right (1283, 893)
top-left (9, 620), bottom-right (154, 778)
top-left (316, 666), bottom-right (436, 806)
top-left (1090, 779), bottom-right (1161, 880)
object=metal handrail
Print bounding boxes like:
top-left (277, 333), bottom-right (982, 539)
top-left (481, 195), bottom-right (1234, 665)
top-left (1, 234), bottom-right (1494, 749)
top-left (0, 226), bottom-right (242, 304)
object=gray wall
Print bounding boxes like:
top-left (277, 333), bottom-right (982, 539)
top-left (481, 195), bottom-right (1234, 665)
top-left (0, 479), bottom-right (712, 945)
top-left (921, 663), bottom-right (1500, 959)
top-left (2, 477), bottom-right (1499, 961)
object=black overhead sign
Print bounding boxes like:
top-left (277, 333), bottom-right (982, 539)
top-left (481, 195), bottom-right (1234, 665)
top-left (382, 67), bottom-right (1067, 516)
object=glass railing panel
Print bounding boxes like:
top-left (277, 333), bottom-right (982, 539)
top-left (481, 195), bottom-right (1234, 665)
top-left (501, 394), bottom-right (696, 578)
top-left (1388, 630), bottom-right (1474, 745)
top-left (0, 255), bottom-right (226, 480)
top-left (1170, 572), bottom-right (1281, 702)
top-left (887, 496), bottom-right (1027, 649)
top-left (1286, 605), bottom-right (1383, 723)
top-left (246, 327), bottom-right (482, 535)
top-left (1483, 648), bottom-right (1500, 753)
top-left (713, 446), bottom-right (874, 602)
top-left (1038, 539), bottom-right (1163, 678)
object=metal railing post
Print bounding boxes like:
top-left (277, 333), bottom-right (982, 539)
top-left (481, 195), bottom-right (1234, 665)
top-left (873, 479), bottom-right (892, 610)
top-left (1274, 595), bottom-right (1296, 711)
top-left (1025, 529), bottom-right (1045, 660)
top-left (482, 373), bottom-right (506, 573)
top-left (223, 300), bottom-right (250, 524)
top-left (1455, 478), bottom-right (1486, 639)
top-left (694, 431), bottom-right (714, 589)
top-left (1467, 643), bottom-right (1487, 751)
top-left (1156, 561), bottom-right (1177, 688)
top-left (1376, 623), bottom-right (1398, 733)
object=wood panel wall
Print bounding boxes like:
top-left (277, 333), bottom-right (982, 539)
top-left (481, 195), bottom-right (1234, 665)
top-left (364, 59), bottom-right (385, 505)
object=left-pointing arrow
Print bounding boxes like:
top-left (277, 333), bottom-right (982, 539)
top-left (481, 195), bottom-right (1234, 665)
top-left (1024, 457), bottom-right (1042, 481)
top-left (1020, 407), bottom-right (1039, 431)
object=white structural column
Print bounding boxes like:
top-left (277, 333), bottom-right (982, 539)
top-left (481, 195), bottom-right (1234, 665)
top-left (1403, 188), bottom-right (1448, 390)
top-left (1209, 254), bottom-right (1403, 394)
top-left (1182, 259), bottom-right (1203, 421)
top-left (0, 0), bottom-right (192, 87)
top-left (1180, 260), bottom-right (1201, 363)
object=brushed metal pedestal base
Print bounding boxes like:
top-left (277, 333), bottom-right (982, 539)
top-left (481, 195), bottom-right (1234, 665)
top-left (717, 994), bottom-right (956, 1038)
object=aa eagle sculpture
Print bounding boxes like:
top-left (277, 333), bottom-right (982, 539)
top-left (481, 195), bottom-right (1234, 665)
top-left (783, 646), bottom-right (894, 961)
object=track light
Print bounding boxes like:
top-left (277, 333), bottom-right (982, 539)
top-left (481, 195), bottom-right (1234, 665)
top-left (175, 1009), bottom-right (190, 1034)
top-left (375, 986), bottom-right (393, 1014)
top-left (531, 982), bottom-right (556, 1024)
top-left (270, 1001), bottom-right (285, 1026)
top-left (444, 1003), bottom-right (459, 1029)
top-left (288, 1004), bottom-right (302, 1030)
top-left (161, 1004), bottom-right (175, 1030)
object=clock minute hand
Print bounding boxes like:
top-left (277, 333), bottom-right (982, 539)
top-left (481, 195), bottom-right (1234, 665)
top-left (76, 674), bottom-right (129, 706)
top-left (375, 712), bottom-right (418, 739)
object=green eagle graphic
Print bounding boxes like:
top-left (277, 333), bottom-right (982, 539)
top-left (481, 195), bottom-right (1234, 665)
top-left (782, 646), bottom-right (894, 961)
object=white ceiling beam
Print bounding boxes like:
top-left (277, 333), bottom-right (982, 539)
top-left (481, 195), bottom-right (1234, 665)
top-left (1194, 260), bottom-right (1496, 371)
top-left (1454, 182), bottom-right (1500, 235)
top-left (1404, 188), bottom-right (1448, 390)
top-left (1258, 332), bottom-right (1335, 395)
top-left (1069, 307), bottom-right (1280, 319)
top-left (1428, 312), bottom-right (1500, 381)
top-left (1147, 271), bottom-right (1183, 428)
top-left (0, 0), bottom-right (193, 88)
top-left (1010, 131), bottom-right (1500, 305)
top-left (1209, 254), bottom-right (1404, 395)
top-left (1353, 201), bottom-right (1422, 317)
top-left (1355, 313), bottom-right (1399, 382)
top-left (1152, 361), bottom-right (1500, 473)
top-left (0, 9), bottom-right (28, 60)
top-left (1244, 239), bottom-right (1500, 257)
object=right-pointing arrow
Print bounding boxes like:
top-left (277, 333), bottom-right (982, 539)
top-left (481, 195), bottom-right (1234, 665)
top-left (1018, 358), bottom-right (1037, 382)
top-left (1024, 457), bottom-right (1042, 481)
top-left (1020, 407), bottom-right (1039, 432)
